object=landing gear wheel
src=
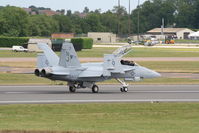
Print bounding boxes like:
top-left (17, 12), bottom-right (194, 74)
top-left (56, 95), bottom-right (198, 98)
top-left (92, 85), bottom-right (99, 93)
top-left (69, 86), bottom-right (76, 93)
top-left (120, 87), bottom-right (128, 92)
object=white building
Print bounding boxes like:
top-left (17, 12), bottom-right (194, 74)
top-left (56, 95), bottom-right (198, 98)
top-left (88, 32), bottom-right (116, 43)
top-left (28, 39), bottom-right (52, 52)
top-left (188, 31), bottom-right (199, 40)
top-left (147, 28), bottom-right (194, 39)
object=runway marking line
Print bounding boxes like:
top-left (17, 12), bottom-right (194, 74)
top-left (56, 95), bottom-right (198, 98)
top-left (1, 99), bottom-right (199, 104)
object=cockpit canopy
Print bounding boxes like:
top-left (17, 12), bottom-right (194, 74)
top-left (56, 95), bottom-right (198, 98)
top-left (120, 60), bottom-right (137, 66)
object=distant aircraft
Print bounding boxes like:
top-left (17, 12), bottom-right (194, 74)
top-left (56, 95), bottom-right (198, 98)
top-left (34, 43), bottom-right (161, 93)
top-left (144, 38), bottom-right (160, 46)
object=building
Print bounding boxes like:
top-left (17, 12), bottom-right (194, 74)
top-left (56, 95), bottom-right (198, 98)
top-left (38, 10), bottom-right (61, 16)
top-left (22, 8), bottom-right (36, 15)
top-left (74, 12), bottom-right (87, 18)
top-left (88, 32), bottom-right (116, 43)
top-left (147, 28), bottom-right (194, 39)
top-left (51, 33), bottom-right (74, 38)
top-left (28, 39), bottom-right (52, 52)
top-left (188, 31), bottom-right (199, 40)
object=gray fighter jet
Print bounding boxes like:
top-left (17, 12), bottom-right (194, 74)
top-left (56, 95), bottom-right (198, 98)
top-left (34, 42), bottom-right (161, 93)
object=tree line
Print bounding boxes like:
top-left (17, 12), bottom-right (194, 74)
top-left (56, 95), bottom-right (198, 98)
top-left (0, 0), bottom-right (199, 37)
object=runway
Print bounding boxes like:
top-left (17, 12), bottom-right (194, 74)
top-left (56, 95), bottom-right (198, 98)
top-left (0, 85), bottom-right (199, 104)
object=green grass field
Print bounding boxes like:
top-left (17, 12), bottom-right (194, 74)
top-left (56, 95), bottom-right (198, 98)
top-left (0, 73), bottom-right (65, 85)
top-left (175, 39), bottom-right (199, 43)
top-left (1, 47), bottom-right (199, 57)
top-left (0, 103), bottom-right (199, 133)
top-left (137, 61), bottom-right (199, 72)
top-left (0, 51), bottom-right (37, 58)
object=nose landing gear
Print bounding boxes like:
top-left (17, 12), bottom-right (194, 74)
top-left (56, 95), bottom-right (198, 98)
top-left (120, 87), bottom-right (128, 92)
top-left (116, 78), bottom-right (129, 92)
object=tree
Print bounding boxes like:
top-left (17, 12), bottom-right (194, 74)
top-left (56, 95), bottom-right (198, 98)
top-left (131, 0), bottom-right (176, 33)
top-left (94, 9), bottom-right (101, 14)
top-left (0, 6), bottom-right (29, 36)
top-left (194, 0), bottom-right (199, 28)
top-left (66, 10), bottom-right (72, 16)
top-left (53, 15), bottom-right (73, 33)
top-left (28, 15), bottom-right (59, 36)
top-left (100, 11), bottom-right (118, 33)
top-left (85, 13), bottom-right (106, 32)
top-left (112, 6), bottom-right (127, 16)
top-left (175, 0), bottom-right (197, 28)
top-left (56, 9), bottom-right (65, 15)
top-left (83, 7), bottom-right (89, 13)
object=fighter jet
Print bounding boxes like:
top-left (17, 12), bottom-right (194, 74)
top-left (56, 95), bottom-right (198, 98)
top-left (34, 42), bottom-right (161, 93)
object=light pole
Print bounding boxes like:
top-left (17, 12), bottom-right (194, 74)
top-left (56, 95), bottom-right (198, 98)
top-left (137, 0), bottom-right (140, 42)
top-left (117, 0), bottom-right (120, 35)
top-left (128, 0), bottom-right (131, 37)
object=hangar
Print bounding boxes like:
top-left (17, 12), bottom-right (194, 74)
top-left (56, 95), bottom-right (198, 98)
top-left (147, 28), bottom-right (194, 39)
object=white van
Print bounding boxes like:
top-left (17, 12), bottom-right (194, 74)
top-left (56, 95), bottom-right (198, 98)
top-left (12, 46), bottom-right (28, 52)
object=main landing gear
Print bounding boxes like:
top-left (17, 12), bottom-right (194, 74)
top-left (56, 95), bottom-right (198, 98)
top-left (68, 82), bottom-right (99, 93)
top-left (116, 78), bottom-right (129, 92)
top-left (92, 85), bottom-right (99, 93)
top-left (69, 85), bottom-right (76, 93)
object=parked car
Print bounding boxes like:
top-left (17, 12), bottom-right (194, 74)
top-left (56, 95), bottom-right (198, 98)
top-left (12, 46), bottom-right (28, 52)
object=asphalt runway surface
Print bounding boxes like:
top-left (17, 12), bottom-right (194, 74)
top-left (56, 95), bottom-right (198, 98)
top-left (0, 85), bottom-right (199, 104)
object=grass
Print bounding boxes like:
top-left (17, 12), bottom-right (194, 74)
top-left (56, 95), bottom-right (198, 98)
top-left (0, 73), bottom-right (65, 85)
top-left (127, 47), bottom-right (199, 57)
top-left (175, 39), bottom-right (199, 43)
top-left (0, 62), bottom-right (35, 68)
top-left (79, 47), bottom-right (199, 57)
top-left (0, 73), bottom-right (199, 85)
top-left (0, 51), bottom-right (37, 58)
top-left (0, 103), bottom-right (199, 133)
top-left (1, 47), bottom-right (199, 58)
top-left (137, 61), bottom-right (199, 73)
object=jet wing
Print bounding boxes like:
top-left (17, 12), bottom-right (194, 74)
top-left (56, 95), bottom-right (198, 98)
top-left (78, 71), bottom-right (102, 78)
top-left (78, 66), bottom-right (103, 78)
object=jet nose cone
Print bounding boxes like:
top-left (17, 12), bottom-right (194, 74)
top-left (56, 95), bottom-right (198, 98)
top-left (151, 71), bottom-right (161, 78)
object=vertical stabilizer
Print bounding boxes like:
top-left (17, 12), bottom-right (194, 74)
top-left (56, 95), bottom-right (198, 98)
top-left (59, 42), bottom-right (81, 68)
top-left (37, 53), bottom-right (49, 68)
top-left (37, 43), bottom-right (59, 67)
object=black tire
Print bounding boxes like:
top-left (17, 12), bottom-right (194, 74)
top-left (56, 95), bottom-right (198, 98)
top-left (69, 86), bottom-right (76, 93)
top-left (92, 85), bottom-right (99, 93)
top-left (120, 87), bottom-right (128, 92)
top-left (123, 87), bottom-right (128, 92)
